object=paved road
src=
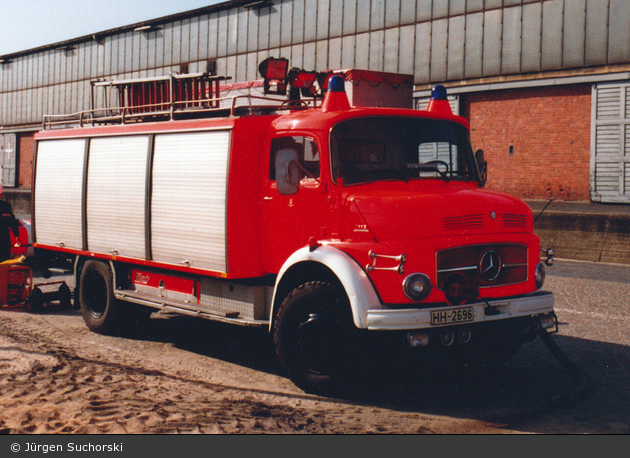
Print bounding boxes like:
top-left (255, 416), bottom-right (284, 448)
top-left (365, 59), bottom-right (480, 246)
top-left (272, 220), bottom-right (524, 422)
top-left (521, 259), bottom-right (630, 433)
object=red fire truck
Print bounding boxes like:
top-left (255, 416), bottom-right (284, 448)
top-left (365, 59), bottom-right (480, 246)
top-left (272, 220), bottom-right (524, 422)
top-left (32, 59), bottom-right (555, 394)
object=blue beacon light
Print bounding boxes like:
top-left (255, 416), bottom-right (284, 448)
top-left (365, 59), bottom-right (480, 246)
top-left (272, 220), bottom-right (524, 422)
top-left (431, 84), bottom-right (448, 100)
top-left (327, 75), bottom-right (345, 92)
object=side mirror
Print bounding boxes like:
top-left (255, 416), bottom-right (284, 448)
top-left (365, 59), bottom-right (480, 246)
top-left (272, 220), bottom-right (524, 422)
top-left (275, 148), bottom-right (301, 195)
top-left (475, 149), bottom-right (487, 187)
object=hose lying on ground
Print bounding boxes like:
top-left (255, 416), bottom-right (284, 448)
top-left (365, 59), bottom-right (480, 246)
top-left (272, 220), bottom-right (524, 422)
top-left (538, 328), bottom-right (589, 408)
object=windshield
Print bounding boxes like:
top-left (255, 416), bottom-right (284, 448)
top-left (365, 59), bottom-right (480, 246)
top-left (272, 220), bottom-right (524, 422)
top-left (330, 117), bottom-right (478, 185)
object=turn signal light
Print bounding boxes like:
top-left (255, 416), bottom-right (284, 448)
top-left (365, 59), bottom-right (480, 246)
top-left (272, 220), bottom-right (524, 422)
top-left (535, 262), bottom-right (546, 289)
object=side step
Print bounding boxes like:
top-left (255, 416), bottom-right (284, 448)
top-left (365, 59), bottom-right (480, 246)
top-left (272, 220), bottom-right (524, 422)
top-left (115, 289), bottom-right (269, 328)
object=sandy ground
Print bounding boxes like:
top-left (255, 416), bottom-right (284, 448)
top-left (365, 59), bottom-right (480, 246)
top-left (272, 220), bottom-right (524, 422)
top-left (0, 306), bottom-right (516, 434)
top-left (0, 267), bottom-right (627, 434)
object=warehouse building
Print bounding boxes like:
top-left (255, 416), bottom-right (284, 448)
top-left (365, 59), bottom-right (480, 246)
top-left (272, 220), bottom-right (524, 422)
top-left (2, 0), bottom-right (630, 212)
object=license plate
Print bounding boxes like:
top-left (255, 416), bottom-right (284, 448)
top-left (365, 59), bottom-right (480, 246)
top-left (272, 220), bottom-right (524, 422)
top-left (431, 307), bottom-right (474, 325)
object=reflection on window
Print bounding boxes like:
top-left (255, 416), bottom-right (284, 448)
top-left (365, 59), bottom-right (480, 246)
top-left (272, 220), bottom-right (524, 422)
top-left (339, 140), bottom-right (385, 164)
top-left (270, 136), bottom-right (320, 181)
top-left (418, 142), bottom-right (458, 176)
top-left (331, 117), bottom-right (477, 185)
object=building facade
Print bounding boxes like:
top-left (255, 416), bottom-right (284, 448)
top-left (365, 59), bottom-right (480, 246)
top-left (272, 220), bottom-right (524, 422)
top-left (2, 0), bottom-right (630, 205)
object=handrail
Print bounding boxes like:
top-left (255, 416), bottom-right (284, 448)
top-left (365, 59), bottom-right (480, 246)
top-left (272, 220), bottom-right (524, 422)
top-left (42, 94), bottom-right (321, 130)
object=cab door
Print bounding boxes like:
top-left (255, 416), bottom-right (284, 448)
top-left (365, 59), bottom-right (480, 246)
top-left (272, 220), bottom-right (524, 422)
top-left (261, 135), bottom-right (328, 272)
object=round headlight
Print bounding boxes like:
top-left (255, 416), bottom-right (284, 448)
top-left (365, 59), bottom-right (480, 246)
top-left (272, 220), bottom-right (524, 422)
top-left (403, 273), bottom-right (433, 301)
top-left (535, 262), bottom-right (546, 289)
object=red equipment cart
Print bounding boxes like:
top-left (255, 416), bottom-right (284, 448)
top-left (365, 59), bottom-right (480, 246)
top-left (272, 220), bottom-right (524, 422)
top-left (0, 256), bottom-right (32, 308)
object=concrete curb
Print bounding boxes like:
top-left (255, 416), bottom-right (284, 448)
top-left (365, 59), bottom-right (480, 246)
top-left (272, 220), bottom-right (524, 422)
top-left (529, 200), bottom-right (630, 265)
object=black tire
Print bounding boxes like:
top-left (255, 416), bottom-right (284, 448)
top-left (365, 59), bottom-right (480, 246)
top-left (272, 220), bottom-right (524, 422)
top-left (25, 287), bottom-right (44, 313)
top-left (58, 282), bottom-right (72, 310)
top-left (273, 281), bottom-right (358, 395)
top-left (79, 261), bottom-right (121, 335)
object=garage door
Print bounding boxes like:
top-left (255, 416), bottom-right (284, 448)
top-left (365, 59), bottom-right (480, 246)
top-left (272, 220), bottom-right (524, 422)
top-left (591, 83), bottom-right (630, 203)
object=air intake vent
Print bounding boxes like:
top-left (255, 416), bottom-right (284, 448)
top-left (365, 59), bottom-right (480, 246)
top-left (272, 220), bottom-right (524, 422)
top-left (443, 214), bottom-right (484, 231)
top-left (501, 213), bottom-right (527, 228)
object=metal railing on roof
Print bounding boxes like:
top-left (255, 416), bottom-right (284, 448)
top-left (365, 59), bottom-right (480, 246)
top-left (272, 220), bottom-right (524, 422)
top-left (42, 72), bottom-right (319, 130)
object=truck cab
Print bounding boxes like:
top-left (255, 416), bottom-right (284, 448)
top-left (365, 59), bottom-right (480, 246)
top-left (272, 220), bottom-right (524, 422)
top-left (264, 77), bottom-right (554, 392)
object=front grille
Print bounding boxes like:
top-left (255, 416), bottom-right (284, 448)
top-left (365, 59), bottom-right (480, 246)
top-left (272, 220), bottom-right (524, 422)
top-left (443, 213), bottom-right (484, 231)
top-left (501, 213), bottom-right (528, 228)
top-left (437, 244), bottom-right (528, 289)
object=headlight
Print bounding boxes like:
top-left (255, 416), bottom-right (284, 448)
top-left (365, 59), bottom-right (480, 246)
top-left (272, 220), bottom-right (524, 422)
top-left (403, 273), bottom-right (433, 301)
top-left (535, 262), bottom-right (546, 289)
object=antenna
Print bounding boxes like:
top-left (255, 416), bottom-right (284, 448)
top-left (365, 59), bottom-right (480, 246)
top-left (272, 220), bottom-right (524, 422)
top-left (534, 198), bottom-right (553, 223)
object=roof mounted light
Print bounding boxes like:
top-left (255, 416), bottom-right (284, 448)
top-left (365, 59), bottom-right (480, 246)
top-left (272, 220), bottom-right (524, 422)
top-left (321, 75), bottom-right (350, 113)
top-left (431, 84), bottom-right (448, 101)
top-left (327, 75), bottom-right (345, 93)
top-left (288, 70), bottom-right (318, 97)
top-left (256, 58), bottom-right (343, 100)
top-left (259, 57), bottom-right (289, 95)
top-left (426, 84), bottom-right (453, 115)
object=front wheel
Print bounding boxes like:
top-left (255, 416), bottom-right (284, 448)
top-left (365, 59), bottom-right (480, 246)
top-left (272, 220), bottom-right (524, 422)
top-left (273, 281), bottom-right (359, 395)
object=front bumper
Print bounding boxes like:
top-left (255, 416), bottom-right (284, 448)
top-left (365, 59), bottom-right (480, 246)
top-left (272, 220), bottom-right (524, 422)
top-left (366, 291), bottom-right (554, 331)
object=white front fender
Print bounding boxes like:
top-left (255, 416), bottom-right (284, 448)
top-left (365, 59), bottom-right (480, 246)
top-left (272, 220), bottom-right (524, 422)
top-left (271, 245), bottom-right (382, 330)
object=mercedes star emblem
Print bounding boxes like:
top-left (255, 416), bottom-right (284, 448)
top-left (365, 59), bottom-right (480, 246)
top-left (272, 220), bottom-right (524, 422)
top-left (479, 249), bottom-right (501, 282)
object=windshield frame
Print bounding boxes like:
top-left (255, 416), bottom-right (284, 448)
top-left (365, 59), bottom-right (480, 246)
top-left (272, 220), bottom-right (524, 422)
top-left (329, 115), bottom-right (481, 186)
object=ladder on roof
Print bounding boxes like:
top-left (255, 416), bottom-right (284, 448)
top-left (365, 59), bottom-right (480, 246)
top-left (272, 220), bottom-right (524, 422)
top-left (42, 73), bottom-right (232, 129)
top-left (105, 73), bottom-right (228, 115)
top-left (42, 72), bottom-right (319, 130)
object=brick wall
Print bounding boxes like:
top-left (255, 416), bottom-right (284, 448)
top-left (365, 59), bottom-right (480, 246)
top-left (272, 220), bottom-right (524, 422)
top-left (461, 84), bottom-right (592, 201)
top-left (18, 132), bottom-right (34, 188)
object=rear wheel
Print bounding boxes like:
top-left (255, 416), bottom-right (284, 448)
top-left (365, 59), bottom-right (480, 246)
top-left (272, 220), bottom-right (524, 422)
top-left (273, 281), bottom-right (358, 395)
top-left (79, 261), bottom-right (121, 335)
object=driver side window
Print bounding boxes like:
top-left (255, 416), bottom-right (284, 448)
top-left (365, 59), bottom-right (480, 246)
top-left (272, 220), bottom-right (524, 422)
top-left (270, 136), bottom-right (320, 181)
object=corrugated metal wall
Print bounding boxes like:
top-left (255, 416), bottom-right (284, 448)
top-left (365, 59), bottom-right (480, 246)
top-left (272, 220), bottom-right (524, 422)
top-left (2, 0), bottom-right (630, 127)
